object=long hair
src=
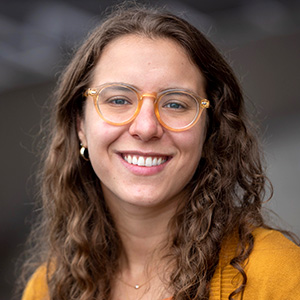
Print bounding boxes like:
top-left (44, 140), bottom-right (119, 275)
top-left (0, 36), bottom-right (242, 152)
top-left (20, 4), bottom-right (272, 300)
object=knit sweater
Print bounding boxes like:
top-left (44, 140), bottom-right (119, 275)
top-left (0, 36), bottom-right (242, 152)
top-left (22, 227), bottom-right (300, 300)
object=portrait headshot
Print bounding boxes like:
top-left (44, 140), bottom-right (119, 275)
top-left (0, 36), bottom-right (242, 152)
top-left (1, 1), bottom-right (299, 299)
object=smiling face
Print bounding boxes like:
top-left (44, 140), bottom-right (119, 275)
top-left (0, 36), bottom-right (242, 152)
top-left (78, 34), bottom-right (207, 210)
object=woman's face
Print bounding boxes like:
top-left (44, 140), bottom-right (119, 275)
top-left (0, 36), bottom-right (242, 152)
top-left (78, 34), bottom-right (207, 209)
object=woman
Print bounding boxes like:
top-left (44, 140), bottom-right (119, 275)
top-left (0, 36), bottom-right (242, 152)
top-left (20, 5), bottom-right (300, 300)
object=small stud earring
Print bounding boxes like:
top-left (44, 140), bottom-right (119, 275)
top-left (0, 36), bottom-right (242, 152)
top-left (80, 144), bottom-right (89, 161)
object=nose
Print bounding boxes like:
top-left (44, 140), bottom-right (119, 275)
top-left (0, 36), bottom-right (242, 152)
top-left (128, 97), bottom-right (164, 141)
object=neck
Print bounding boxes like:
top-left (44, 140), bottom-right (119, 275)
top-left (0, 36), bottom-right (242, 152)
top-left (104, 194), bottom-right (179, 276)
top-left (103, 191), bottom-right (181, 300)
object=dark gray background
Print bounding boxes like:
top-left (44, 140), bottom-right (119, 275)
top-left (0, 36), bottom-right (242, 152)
top-left (1, 0), bottom-right (299, 299)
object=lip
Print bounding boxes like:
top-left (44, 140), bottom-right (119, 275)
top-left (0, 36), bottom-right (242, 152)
top-left (117, 151), bottom-right (172, 176)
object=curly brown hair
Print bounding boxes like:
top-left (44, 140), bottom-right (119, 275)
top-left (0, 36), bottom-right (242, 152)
top-left (19, 4), bottom-right (275, 300)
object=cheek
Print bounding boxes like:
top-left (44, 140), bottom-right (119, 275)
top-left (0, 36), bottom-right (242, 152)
top-left (175, 123), bottom-right (206, 181)
top-left (83, 100), bottom-right (120, 143)
top-left (85, 118), bottom-right (121, 146)
top-left (86, 124), bottom-right (121, 176)
top-left (84, 123), bottom-right (120, 172)
top-left (170, 132), bottom-right (205, 186)
top-left (176, 124), bottom-right (206, 157)
top-left (191, 116), bottom-right (207, 157)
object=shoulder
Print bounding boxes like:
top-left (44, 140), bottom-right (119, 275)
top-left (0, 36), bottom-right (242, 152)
top-left (214, 227), bottom-right (300, 300)
top-left (249, 227), bottom-right (300, 270)
top-left (245, 227), bottom-right (300, 298)
top-left (22, 265), bottom-right (49, 300)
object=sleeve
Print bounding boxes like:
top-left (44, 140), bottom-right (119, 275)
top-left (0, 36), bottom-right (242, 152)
top-left (22, 265), bottom-right (49, 300)
top-left (244, 228), bottom-right (300, 299)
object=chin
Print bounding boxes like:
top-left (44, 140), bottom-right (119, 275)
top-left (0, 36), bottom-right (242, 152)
top-left (123, 193), bottom-right (168, 207)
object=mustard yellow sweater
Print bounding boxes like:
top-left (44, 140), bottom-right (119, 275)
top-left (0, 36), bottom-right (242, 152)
top-left (22, 228), bottom-right (300, 300)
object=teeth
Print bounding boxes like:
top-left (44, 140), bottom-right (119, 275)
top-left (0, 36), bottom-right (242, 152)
top-left (132, 156), bottom-right (138, 165)
top-left (138, 156), bottom-right (145, 166)
top-left (127, 155), bottom-right (132, 164)
top-left (123, 155), bottom-right (167, 167)
top-left (145, 157), bottom-right (152, 167)
top-left (152, 157), bottom-right (157, 166)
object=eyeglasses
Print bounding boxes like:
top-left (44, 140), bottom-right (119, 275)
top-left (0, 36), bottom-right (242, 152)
top-left (84, 83), bottom-right (209, 132)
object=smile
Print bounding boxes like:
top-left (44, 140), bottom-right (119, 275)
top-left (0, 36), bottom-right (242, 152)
top-left (122, 154), bottom-right (168, 167)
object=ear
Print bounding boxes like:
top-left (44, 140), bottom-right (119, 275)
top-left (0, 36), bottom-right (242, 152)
top-left (77, 115), bottom-right (87, 147)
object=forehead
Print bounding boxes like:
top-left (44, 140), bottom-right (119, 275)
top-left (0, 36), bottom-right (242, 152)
top-left (91, 34), bottom-right (205, 95)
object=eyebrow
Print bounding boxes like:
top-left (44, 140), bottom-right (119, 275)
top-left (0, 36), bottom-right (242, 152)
top-left (106, 85), bottom-right (133, 92)
top-left (99, 82), bottom-right (198, 94)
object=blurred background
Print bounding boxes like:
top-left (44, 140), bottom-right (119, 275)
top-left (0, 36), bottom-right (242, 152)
top-left (1, 0), bottom-right (299, 299)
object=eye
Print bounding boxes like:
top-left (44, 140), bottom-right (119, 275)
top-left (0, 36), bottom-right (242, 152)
top-left (106, 97), bottom-right (132, 105)
top-left (164, 102), bottom-right (186, 110)
top-left (160, 92), bottom-right (195, 111)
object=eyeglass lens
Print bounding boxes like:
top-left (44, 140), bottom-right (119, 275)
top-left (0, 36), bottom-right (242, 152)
top-left (96, 85), bottom-right (200, 130)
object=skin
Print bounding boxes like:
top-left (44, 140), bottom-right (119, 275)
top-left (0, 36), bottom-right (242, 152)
top-left (77, 34), bottom-right (207, 299)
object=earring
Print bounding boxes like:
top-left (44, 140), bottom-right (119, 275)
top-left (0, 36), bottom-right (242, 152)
top-left (80, 144), bottom-right (89, 161)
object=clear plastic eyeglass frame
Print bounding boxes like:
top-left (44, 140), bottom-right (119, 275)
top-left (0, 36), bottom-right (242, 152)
top-left (84, 83), bottom-right (210, 132)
